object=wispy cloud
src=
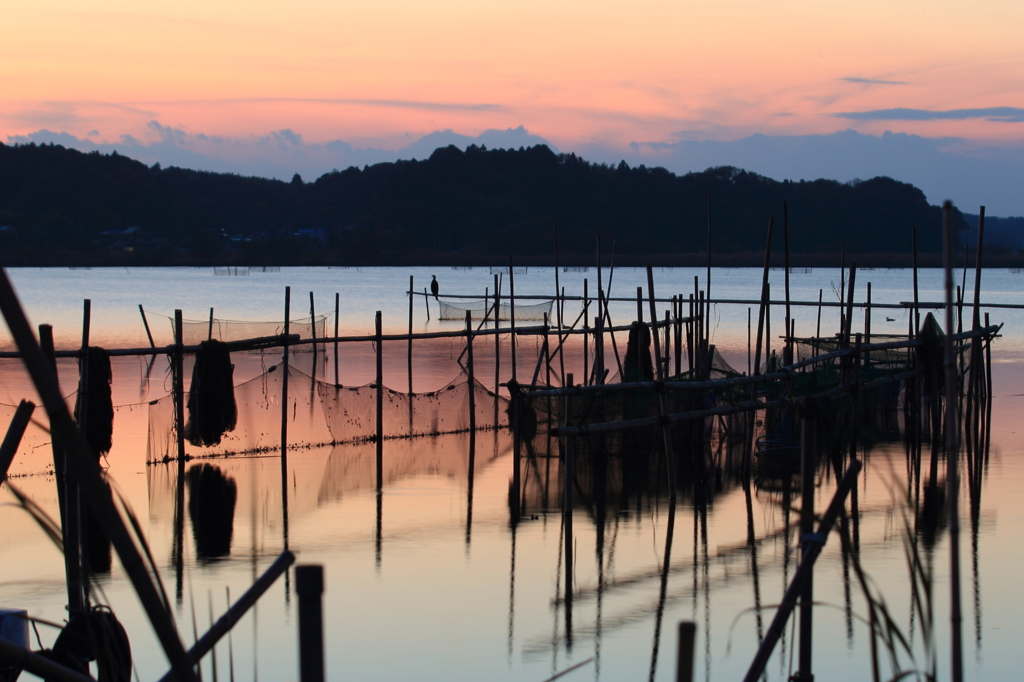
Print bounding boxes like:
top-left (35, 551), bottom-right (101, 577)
top-left (834, 107), bottom-right (1024, 122)
top-left (127, 97), bottom-right (506, 113)
top-left (840, 77), bottom-right (908, 85)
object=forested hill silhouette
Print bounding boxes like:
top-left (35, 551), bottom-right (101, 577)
top-left (0, 141), bottom-right (960, 266)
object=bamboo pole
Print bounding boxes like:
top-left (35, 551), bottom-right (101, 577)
top-left (742, 461), bottom-right (862, 682)
top-left (912, 227), bottom-right (921, 334)
top-left (647, 266), bottom-right (677, 503)
top-left (783, 201), bottom-right (792, 365)
top-left (0, 399), bottom-right (35, 480)
top-left (509, 258), bottom-right (517, 382)
top-left (494, 274), bottom-right (501, 422)
top-left (942, 201), bottom-right (964, 682)
top-left (707, 190), bottom-right (713, 344)
top-left (595, 238), bottom-right (605, 385)
top-left (423, 287), bottom-right (430, 321)
top-left (334, 292), bottom-right (340, 387)
top-left (0, 268), bottom-right (199, 682)
top-left (280, 289), bottom-right (291, 593)
top-left (583, 279), bottom-right (589, 386)
top-left (466, 311), bottom-right (476, 434)
top-left (375, 310), bottom-right (383, 490)
top-left (139, 304), bottom-right (156, 348)
top-left (407, 276), bottom-right (414, 395)
top-left (208, 307), bottom-right (214, 341)
top-left (816, 290), bottom-right (823, 339)
top-left (562, 372), bottom-right (574, 608)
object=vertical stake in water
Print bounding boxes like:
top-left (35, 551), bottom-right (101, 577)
top-left (407, 276), bottom-right (414, 396)
top-left (865, 283), bottom-right (872, 362)
top-left (423, 287), bottom-right (430, 321)
top-left (281, 287), bottom-right (291, 596)
top-left (173, 308), bottom-right (187, 604)
top-left (912, 227), bottom-right (921, 334)
top-left (72, 299), bottom-right (91, 606)
top-left (207, 307), bottom-right (214, 341)
top-left (595, 237), bottom-right (605, 385)
top-left (707, 189), bottom-right (713, 344)
top-left (816, 289), bottom-right (823, 340)
top-left (783, 201), bottom-right (792, 365)
top-left (493, 274), bottom-right (500, 422)
top-left (375, 311), bottom-right (383, 490)
top-left (942, 201), bottom-right (964, 682)
top-left (563, 372), bottom-right (574, 609)
top-left (465, 311), bottom-right (476, 434)
top-left (334, 292), bottom-right (340, 387)
top-left (553, 221), bottom-right (565, 385)
top-left (508, 258), bottom-right (517, 383)
top-left (40, 324), bottom-right (79, 611)
top-left (295, 565), bottom-right (325, 682)
top-left (582, 279), bottom-right (589, 386)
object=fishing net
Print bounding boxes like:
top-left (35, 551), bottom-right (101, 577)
top-left (169, 315), bottom-right (329, 348)
top-left (147, 364), bottom-right (510, 462)
top-left (438, 298), bottom-right (555, 321)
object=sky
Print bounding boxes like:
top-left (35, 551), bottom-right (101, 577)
top-left (3, 0), bottom-right (1024, 213)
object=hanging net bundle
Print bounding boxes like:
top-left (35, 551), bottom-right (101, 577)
top-left (437, 298), bottom-right (555, 322)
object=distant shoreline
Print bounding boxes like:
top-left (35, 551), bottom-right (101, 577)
top-left (2, 249), bottom-right (1017, 269)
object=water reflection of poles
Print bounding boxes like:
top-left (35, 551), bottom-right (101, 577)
top-left (647, 488), bottom-right (677, 682)
top-left (795, 416), bottom-right (815, 681)
top-left (743, 480), bottom-right (764, 646)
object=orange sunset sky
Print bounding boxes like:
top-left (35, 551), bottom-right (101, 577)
top-left (3, 0), bottom-right (1024, 210)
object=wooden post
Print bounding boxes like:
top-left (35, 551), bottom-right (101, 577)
top-left (423, 288), bottom-right (430, 321)
top-left (677, 621), bottom-right (696, 682)
top-left (72, 300), bottom-right (92, 603)
top-left (407, 276), bottom-right (414, 395)
top-left (465, 311), bottom-right (475, 434)
top-left (207, 307), bottom-right (214, 341)
top-left (553, 222), bottom-right (565, 385)
top-left (138, 304), bottom-right (156, 348)
top-left (375, 311), bottom-right (383, 490)
top-left (296, 565), bottom-right (325, 682)
top-left (941, 202), bottom-right (964, 682)
top-left (636, 286), bottom-right (644, 323)
top-left (508, 258), bottom-right (517, 382)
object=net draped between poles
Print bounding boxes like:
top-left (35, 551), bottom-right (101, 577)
top-left (437, 298), bottom-right (556, 321)
top-left (147, 365), bottom-right (511, 462)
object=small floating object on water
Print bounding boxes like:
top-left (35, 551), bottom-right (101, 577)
top-left (886, 317), bottom-right (896, 321)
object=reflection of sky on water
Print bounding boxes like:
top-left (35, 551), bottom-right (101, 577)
top-left (0, 267), bottom-right (1022, 680)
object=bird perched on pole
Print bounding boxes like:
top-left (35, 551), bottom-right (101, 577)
top-left (431, 275), bottom-right (439, 300)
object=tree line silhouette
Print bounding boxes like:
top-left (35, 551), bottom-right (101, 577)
top-left (0, 140), bottom-right (959, 265)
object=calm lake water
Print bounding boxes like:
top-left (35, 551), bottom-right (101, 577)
top-left (1, 266), bottom-right (1023, 681)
